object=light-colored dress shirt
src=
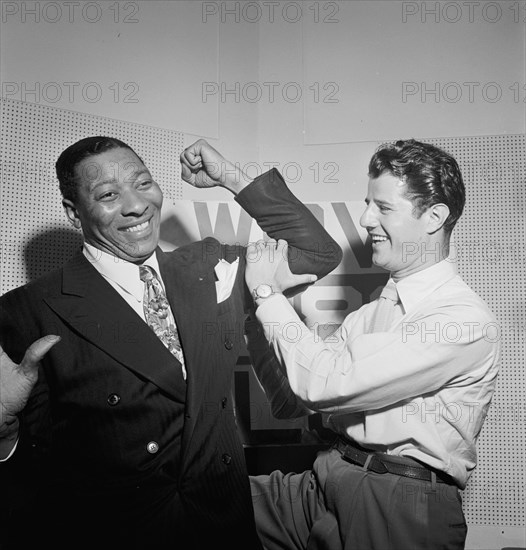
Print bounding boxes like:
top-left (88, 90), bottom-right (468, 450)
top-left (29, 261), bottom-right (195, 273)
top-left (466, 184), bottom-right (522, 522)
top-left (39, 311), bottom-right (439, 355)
top-left (255, 259), bottom-right (500, 488)
top-left (83, 242), bottom-right (162, 321)
top-left (84, 243), bottom-right (186, 378)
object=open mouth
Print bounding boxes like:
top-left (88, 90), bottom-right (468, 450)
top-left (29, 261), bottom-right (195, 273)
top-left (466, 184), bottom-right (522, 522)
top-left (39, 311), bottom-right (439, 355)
top-left (371, 234), bottom-right (389, 244)
top-left (123, 220), bottom-right (150, 233)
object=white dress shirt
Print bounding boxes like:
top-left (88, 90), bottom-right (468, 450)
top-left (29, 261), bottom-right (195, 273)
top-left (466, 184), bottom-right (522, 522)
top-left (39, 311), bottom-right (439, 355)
top-left (84, 243), bottom-right (186, 378)
top-left (255, 258), bottom-right (500, 488)
top-left (83, 242), bottom-right (164, 321)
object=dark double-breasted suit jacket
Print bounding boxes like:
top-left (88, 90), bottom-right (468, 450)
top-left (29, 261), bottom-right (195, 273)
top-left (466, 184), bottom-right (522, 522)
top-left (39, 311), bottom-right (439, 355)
top-left (0, 169), bottom-right (342, 549)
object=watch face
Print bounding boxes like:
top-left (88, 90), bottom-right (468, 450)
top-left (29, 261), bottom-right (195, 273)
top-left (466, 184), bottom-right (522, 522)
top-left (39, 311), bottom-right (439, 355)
top-left (256, 284), bottom-right (272, 298)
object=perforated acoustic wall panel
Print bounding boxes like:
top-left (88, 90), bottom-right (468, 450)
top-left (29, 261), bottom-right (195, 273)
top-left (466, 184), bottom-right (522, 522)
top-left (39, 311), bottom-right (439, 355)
top-left (1, 99), bottom-right (524, 528)
top-left (0, 98), bottom-right (184, 294)
top-left (422, 135), bottom-right (525, 527)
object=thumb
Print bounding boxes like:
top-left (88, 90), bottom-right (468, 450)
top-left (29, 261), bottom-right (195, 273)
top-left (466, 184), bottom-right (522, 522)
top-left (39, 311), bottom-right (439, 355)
top-left (180, 163), bottom-right (194, 184)
top-left (291, 273), bottom-right (318, 287)
top-left (19, 335), bottom-right (61, 374)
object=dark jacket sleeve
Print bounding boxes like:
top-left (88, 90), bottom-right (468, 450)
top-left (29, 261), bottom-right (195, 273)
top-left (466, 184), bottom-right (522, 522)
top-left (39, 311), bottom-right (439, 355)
top-left (233, 168), bottom-right (342, 419)
top-left (244, 313), bottom-right (312, 419)
top-left (235, 168), bottom-right (342, 280)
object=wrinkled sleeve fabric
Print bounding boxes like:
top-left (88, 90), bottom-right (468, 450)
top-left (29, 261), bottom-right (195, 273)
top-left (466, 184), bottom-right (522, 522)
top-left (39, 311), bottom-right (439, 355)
top-left (255, 292), bottom-right (499, 415)
top-left (234, 168), bottom-right (341, 415)
top-left (244, 313), bottom-right (313, 419)
top-left (235, 168), bottom-right (342, 282)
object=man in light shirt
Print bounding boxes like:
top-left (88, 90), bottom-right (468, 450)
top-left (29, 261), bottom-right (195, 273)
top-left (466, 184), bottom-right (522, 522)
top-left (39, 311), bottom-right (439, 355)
top-left (244, 139), bottom-right (500, 550)
top-left (0, 136), bottom-right (341, 549)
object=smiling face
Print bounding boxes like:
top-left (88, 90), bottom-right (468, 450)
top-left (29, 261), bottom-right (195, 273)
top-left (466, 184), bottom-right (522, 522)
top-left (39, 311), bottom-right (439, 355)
top-left (360, 172), bottom-right (435, 280)
top-left (63, 147), bottom-right (163, 263)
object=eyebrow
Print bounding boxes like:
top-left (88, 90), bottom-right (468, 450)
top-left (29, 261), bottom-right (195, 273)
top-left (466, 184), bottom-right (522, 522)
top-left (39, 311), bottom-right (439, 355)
top-left (374, 199), bottom-right (394, 207)
top-left (364, 197), bottom-right (394, 207)
top-left (89, 168), bottom-right (151, 190)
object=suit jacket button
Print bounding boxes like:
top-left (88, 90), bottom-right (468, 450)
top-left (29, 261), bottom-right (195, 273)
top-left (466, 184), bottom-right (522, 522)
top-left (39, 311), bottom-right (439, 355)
top-left (147, 441), bottom-right (159, 454)
top-left (224, 338), bottom-right (233, 350)
top-left (221, 397), bottom-right (228, 409)
top-left (107, 394), bottom-right (121, 406)
top-left (221, 453), bottom-right (232, 465)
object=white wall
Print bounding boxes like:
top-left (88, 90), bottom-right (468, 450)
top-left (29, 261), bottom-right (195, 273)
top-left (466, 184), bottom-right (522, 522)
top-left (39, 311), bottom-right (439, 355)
top-left (0, 0), bottom-right (260, 200)
top-left (254, 0), bottom-right (525, 203)
top-left (3, 0), bottom-right (523, 202)
top-left (1, 2), bottom-right (525, 548)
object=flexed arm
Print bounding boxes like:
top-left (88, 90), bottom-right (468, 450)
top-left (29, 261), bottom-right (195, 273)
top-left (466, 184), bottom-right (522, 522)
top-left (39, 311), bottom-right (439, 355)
top-left (180, 138), bottom-right (253, 195)
top-left (180, 140), bottom-right (342, 420)
top-left (180, 138), bottom-right (342, 281)
top-left (236, 169), bottom-right (341, 280)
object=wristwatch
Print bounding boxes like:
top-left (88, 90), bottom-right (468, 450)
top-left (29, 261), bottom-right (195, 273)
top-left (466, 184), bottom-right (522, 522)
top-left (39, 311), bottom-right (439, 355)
top-left (252, 283), bottom-right (274, 302)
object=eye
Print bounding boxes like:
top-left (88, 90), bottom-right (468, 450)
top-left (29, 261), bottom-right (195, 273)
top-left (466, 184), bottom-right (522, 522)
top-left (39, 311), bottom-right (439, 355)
top-left (137, 179), bottom-right (153, 189)
top-left (99, 191), bottom-right (117, 201)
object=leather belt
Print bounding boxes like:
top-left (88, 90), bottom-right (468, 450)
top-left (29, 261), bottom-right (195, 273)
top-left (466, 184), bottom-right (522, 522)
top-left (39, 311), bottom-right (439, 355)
top-left (333, 437), bottom-right (455, 486)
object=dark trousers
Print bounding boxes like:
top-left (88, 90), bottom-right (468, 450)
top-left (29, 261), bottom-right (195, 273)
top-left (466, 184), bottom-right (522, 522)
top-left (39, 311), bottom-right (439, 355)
top-left (250, 448), bottom-right (467, 550)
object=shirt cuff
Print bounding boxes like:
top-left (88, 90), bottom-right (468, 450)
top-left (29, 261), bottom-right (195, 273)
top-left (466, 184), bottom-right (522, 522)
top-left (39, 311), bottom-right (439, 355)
top-left (0, 436), bottom-right (19, 461)
top-left (255, 293), bottom-right (308, 341)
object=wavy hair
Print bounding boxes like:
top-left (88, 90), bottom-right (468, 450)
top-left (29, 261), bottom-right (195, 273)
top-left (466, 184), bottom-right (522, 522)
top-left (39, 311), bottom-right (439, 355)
top-left (368, 139), bottom-right (465, 234)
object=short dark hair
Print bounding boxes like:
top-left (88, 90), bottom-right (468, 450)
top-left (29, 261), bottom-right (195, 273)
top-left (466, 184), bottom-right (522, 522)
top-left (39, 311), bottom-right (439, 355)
top-left (56, 136), bottom-right (142, 202)
top-left (368, 139), bottom-right (465, 234)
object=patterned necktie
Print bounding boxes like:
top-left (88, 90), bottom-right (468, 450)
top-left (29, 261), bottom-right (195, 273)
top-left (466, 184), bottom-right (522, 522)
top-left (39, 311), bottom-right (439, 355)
top-left (139, 265), bottom-right (186, 379)
top-left (368, 279), bottom-right (400, 333)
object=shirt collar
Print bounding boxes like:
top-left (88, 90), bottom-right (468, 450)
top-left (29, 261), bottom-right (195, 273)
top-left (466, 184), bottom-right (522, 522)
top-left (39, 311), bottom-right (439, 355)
top-left (392, 258), bottom-right (458, 314)
top-left (82, 242), bottom-right (161, 302)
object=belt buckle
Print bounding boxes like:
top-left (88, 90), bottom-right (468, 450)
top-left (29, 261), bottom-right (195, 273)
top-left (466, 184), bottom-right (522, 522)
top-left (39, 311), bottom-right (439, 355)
top-left (340, 446), bottom-right (388, 475)
top-left (339, 445), bottom-right (365, 468)
top-left (369, 455), bottom-right (388, 474)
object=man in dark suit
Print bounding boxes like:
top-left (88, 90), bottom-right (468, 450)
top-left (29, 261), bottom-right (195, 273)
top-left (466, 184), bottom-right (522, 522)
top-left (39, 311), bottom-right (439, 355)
top-left (0, 136), bottom-right (341, 549)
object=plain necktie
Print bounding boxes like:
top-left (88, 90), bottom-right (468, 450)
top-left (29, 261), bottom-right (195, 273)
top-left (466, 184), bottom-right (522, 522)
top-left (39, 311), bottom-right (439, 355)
top-left (139, 265), bottom-right (186, 379)
top-left (368, 279), bottom-right (400, 333)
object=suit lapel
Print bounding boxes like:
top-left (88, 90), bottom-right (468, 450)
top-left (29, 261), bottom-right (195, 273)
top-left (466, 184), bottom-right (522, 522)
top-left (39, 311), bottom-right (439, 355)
top-left (157, 247), bottom-right (219, 451)
top-left (46, 248), bottom-right (228, 454)
top-left (44, 252), bottom-right (186, 402)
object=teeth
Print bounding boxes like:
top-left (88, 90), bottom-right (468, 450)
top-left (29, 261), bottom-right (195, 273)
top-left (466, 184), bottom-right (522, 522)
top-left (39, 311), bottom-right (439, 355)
top-left (125, 221), bottom-right (149, 233)
top-left (371, 235), bottom-right (388, 243)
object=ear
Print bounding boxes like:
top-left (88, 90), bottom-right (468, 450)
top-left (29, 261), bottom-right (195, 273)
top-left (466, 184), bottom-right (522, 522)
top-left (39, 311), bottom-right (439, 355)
top-left (426, 203), bottom-right (450, 234)
top-left (63, 199), bottom-right (82, 229)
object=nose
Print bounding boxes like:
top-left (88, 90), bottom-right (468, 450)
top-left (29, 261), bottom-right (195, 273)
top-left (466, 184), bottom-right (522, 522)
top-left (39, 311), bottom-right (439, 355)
top-left (360, 203), bottom-right (376, 229)
top-left (121, 188), bottom-right (148, 217)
